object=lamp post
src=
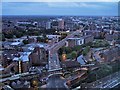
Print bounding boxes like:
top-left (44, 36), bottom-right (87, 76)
top-left (62, 53), bottom-right (67, 61)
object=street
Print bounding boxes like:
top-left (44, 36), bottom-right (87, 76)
top-left (46, 74), bottom-right (69, 90)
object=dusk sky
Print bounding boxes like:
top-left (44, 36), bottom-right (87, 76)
top-left (2, 2), bottom-right (118, 16)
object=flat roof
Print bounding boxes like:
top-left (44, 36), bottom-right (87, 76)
top-left (13, 52), bottom-right (31, 62)
top-left (20, 52), bottom-right (31, 62)
top-left (68, 38), bottom-right (83, 40)
top-left (77, 55), bottom-right (86, 65)
top-left (11, 42), bottom-right (22, 46)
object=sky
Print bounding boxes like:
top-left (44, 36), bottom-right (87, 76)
top-left (2, 0), bottom-right (120, 2)
top-left (2, 2), bottom-right (119, 16)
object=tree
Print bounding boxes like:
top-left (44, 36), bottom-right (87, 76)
top-left (23, 40), bottom-right (29, 44)
top-left (74, 45), bottom-right (82, 52)
top-left (86, 64), bottom-right (112, 83)
top-left (36, 37), bottom-right (43, 42)
top-left (98, 64), bottom-right (112, 77)
top-left (82, 46), bottom-right (90, 56)
top-left (4, 33), bottom-right (14, 39)
top-left (33, 31), bottom-right (39, 36)
top-left (60, 33), bottom-right (67, 40)
top-left (61, 47), bottom-right (73, 54)
top-left (15, 32), bottom-right (24, 38)
top-left (71, 51), bottom-right (77, 59)
top-left (1, 34), bottom-right (5, 41)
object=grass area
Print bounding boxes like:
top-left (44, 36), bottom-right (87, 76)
top-left (92, 39), bottom-right (109, 48)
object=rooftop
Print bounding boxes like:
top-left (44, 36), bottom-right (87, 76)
top-left (68, 35), bottom-right (92, 40)
top-left (11, 42), bottom-right (23, 46)
top-left (13, 52), bottom-right (32, 62)
top-left (77, 55), bottom-right (86, 65)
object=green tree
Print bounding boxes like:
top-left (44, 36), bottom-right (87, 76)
top-left (82, 46), bottom-right (90, 56)
top-left (71, 51), bottom-right (77, 59)
top-left (15, 32), bottom-right (24, 38)
top-left (74, 45), bottom-right (82, 52)
top-left (1, 34), bottom-right (5, 41)
top-left (98, 64), bottom-right (112, 77)
top-left (33, 31), bottom-right (39, 36)
top-left (62, 47), bottom-right (73, 54)
top-left (23, 40), bottom-right (29, 44)
top-left (87, 64), bottom-right (112, 83)
top-left (36, 37), bottom-right (43, 42)
top-left (5, 33), bottom-right (13, 39)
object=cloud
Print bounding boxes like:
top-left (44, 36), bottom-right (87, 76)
top-left (47, 2), bottom-right (79, 7)
top-left (2, 2), bottom-right (118, 16)
top-left (46, 2), bottom-right (108, 8)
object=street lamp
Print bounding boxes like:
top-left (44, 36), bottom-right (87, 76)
top-left (62, 53), bottom-right (67, 61)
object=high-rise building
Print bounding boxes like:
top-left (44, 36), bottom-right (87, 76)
top-left (58, 19), bottom-right (64, 30)
top-left (46, 21), bottom-right (51, 29)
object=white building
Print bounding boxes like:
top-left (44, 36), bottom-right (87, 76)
top-left (46, 35), bottom-right (61, 42)
top-left (66, 38), bottom-right (84, 47)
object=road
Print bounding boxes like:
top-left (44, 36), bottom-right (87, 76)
top-left (47, 29), bottom-right (84, 72)
top-left (46, 27), bottom-right (85, 89)
top-left (48, 53), bottom-right (62, 72)
top-left (46, 74), bottom-right (69, 90)
top-left (49, 30), bottom-right (83, 53)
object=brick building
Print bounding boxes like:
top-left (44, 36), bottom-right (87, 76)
top-left (29, 46), bottom-right (47, 66)
top-left (99, 46), bottom-right (120, 62)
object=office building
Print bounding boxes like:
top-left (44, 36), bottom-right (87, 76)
top-left (58, 19), bottom-right (64, 30)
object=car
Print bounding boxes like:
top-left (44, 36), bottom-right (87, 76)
top-left (42, 77), bottom-right (48, 82)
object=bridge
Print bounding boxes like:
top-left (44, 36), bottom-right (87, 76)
top-left (0, 72), bottom-right (39, 84)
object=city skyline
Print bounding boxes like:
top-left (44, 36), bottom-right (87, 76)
top-left (1, 1), bottom-right (120, 88)
top-left (2, 2), bottom-right (118, 16)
